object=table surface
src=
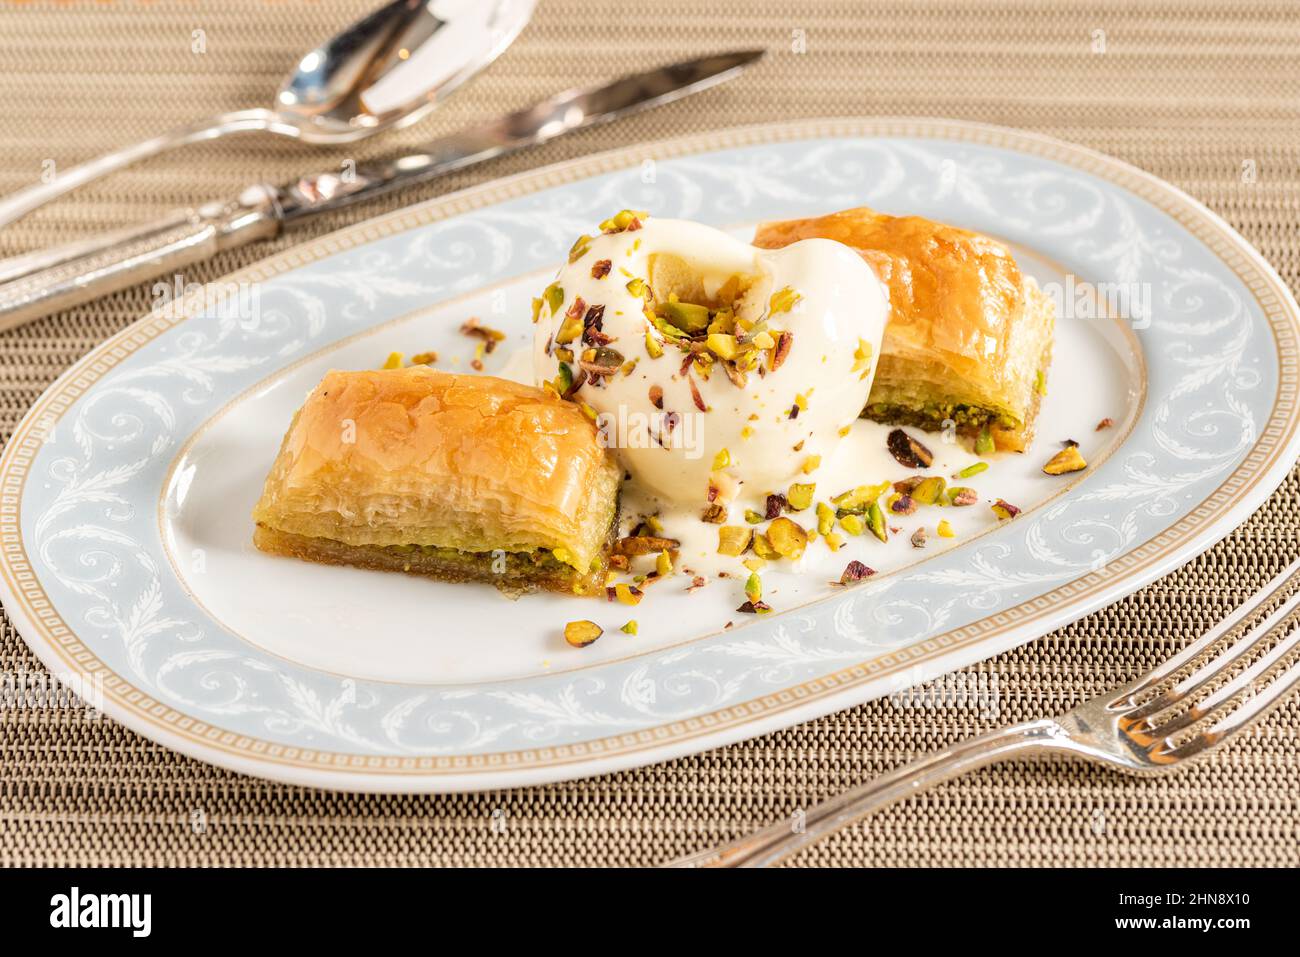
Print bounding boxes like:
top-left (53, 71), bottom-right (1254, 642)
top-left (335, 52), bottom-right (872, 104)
top-left (2, 0), bottom-right (1298, 867)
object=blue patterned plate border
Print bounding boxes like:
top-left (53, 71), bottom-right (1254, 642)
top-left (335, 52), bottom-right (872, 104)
top-left (1, 118), bottom-right (1297, 792)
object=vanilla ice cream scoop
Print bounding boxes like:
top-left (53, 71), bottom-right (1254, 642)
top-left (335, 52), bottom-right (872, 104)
top-left (532, 214), bottom-right (888, 509)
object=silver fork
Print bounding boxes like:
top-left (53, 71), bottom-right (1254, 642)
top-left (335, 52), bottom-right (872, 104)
top-left (670, 554), bottom-right (1300, 867)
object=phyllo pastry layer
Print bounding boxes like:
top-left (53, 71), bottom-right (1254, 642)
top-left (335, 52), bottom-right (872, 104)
top-left (753, 207), bottom-right (1055, 451)
top-left (252, 367), bottom-right (621, 596)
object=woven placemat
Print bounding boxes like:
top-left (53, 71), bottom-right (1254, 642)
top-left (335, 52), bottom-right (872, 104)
top-left (2, 0), bottom-right (1298, 867)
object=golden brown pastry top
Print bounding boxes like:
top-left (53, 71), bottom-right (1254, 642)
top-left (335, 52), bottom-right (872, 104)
top-left (753, 207), bottom-right (1026, 375)
top-left (253, 367), bottom-right (618, 566)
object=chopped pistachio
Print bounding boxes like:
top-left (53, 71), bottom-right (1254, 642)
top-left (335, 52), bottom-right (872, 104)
top-left (582, 346), bottom-right (624, 376)
top-left (707, 309), bottom-right (736, 335)
top-left (911, 526), bottom-right (929, 548)
top-left (954, 461), bottom-right (988, 479)
top-left (742, 557), bottom-right (766, 573)
top-left (937, 519), bottom-right (956, 538)
top-left (644, 330), bottom-right (664, 359)
top-left (1035, 369), bottom-right (1047, 396)
top-left (839, 560), bottom-right (875, 585)
top-left (852, 338), bottom-right (874, 375)
top-left (752, 533), bottom-right (781, 561)
top-left (975, 425), bottom-right (995, 455)
top-left (751, 330), bottom-right (776, 350)
top-left (816, 501), bottom-right (835, 536)
top-left (717, 526), bottom-right (753, 557)
top-left (741, 425), bottom-right (755, 439)
top-left (615, 534), bottom-right (680, 556)
top-left (614, 583), bottom-right (643, 606)
top-left (659, 300), bottom-right (711, 333)
top-left (649, 313), bottom-right (685, 341)
top-left (555, 316), bottom-right (583, 345)
top-left (701, 503), bottom-right (727, 524)
top-left (706, 333), bottom-right (739, 360)
top-left (599, 209), bottom-right (647, 233)
top-left (626, 277), bottom-right (646, 298)
top-left (744, 571), bottom-right (762, 602)
top-left (831, 483), bottom-right (889, 514)
top-left (786, 482), bottom-right (815, 511)
top-left (381, 351), bottom-right (404, 369)
top-left (839, 514), bottom-right (865, 536)
top-left (579, 403), bottom-right (598, 421)
top-left (744, 509), bottom-right (766, 525)
top-left (889, 493), bottom-right (918, 516)
top-left (866, 502), bottom-right (887, 542)
top-left (530, 297), bottom-right (544, 324)
top-left (564, 620), bottom-right (603, 648)
top-left (568, 234), bottom-right (593, 263)
top-left (801, 455), bottom-right (821, 475)
top-left (824, 531), bottom-right (845, 551)
top-left (887, 428), bottom-right (934, 469)
top-left (620, 620), bottom-right (638, 635)
top-left (766, 517), bottom-right (808, 559)
top-left (554, 362), bottom-right (574, 393)
top-left (991, 499), bottom-right (1021, 520)
top-left (769, 285), bottom-right (802, 314)
top-left (656, 550), bottom-right (674, 578)
top-left (1043, 445), bottom-right (1087, 475)
top-left (910, 476), bottom-right (947, 506)
top-left (772, 331), bottom-right (794, 371)
top-left (947, 486), bottom-right (979, 506)
top-left (543, 282), bottom-right (564, 316)
top-left (712, 448), bottom-right (732, 471)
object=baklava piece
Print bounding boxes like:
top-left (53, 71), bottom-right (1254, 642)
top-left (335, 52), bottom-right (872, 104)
top-left (252, 368), bottom-right (620, 596)
top-left (754, 207), bottom-right (1055, 451)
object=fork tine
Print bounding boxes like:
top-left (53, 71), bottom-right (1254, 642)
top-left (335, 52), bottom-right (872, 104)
top-left (1139, 612), bottom-right (1300, 740)
top-left (1119, 554), bottom-right (1300, 708)
top-left (1152, 638), bottom-right (1300, 763)
top-left (1127, 580), bottom-right (1300, 722)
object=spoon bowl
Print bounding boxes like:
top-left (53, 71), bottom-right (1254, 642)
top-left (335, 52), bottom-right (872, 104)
top-left (0, 0), bottom-right (535, 227)
top-left (277, 0), bottom-right (536, 143)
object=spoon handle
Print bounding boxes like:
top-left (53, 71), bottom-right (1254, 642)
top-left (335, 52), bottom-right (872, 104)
top-left (0, 109), bottom-right (282, 231)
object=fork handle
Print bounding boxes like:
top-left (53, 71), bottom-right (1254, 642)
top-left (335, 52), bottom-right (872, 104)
top-left (0, 185), bottom-right (282, 332)
top-left (668, 718), bottom-right (1072, 867)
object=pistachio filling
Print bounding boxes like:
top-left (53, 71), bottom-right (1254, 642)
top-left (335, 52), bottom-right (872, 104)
top-left (862, 400), bottom-right (1019, 435)
top-left (382, 543), bottom-right (577, 574)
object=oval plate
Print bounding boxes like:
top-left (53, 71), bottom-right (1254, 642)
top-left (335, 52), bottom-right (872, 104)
top-left (2, 118), bottom-right (1297, 792)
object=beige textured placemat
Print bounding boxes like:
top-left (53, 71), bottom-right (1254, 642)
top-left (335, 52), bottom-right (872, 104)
top-left (2, 0), bottom-right (1299, 867)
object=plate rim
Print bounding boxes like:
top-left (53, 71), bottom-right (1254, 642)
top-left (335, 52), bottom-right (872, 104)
top-left (2, 116), bottom-right (1297, 792)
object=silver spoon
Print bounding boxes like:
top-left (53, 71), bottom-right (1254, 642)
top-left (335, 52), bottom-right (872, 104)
top-left (0, 0), bottom-right (535, 230)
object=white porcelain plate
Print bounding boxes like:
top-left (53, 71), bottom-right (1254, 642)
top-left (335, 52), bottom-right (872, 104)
top-left (3, 119), bottom-right (1297, 792)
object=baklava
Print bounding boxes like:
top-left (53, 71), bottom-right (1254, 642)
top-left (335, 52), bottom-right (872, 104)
top-left (252, 367), bottom-right (620, 596)
top-left (753, 207), bottom-right (1055, 451)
